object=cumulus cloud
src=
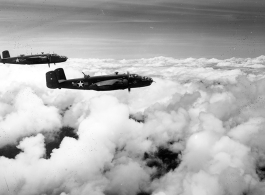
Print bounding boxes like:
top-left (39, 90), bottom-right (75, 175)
top-left (1, 56), bottom-right (265, 195)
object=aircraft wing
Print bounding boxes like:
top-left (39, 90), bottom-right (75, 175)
top-left (26, 56), bottom-right (47, 62)
top-left (26, 56), bottom-right (47, 61)
top-left (94, 79), bottom-right (122, 86)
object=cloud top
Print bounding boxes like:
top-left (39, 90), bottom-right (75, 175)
top-left (1, 56), bottom-right (265, 194)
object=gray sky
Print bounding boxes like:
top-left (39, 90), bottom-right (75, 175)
top-left (0, 0), bottom-right (265, 59)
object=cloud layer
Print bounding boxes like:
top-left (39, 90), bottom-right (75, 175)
top-left (1, 56), bottom-right (265, 195)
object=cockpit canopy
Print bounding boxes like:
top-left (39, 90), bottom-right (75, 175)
top-left (129, 74), bottom-right (152, 81)
top-left (129, 74), bottom-right (139, 78)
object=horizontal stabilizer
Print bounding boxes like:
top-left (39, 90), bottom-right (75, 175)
top-left (58, 80), bottom-right (65, 83)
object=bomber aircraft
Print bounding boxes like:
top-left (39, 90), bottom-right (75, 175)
top-left (0, 50), bottom-right (67, 67)
top-left (46, 68), bottom-right (153, 92)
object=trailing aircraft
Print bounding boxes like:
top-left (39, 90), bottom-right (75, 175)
top-left (0, 50), bottom-right (67, 67)
top-left (46, 68), bottom-right (153, 92)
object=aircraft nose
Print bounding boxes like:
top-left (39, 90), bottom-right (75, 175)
top-left (141, 76), bottom-right (153, 84)
top-left (146, 76), bottom-right (152, 81)
top-left (148, 77), bottom-right (153, 83)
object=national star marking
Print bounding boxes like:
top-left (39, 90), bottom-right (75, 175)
top-left (77, 81), bottom-right (84, 87)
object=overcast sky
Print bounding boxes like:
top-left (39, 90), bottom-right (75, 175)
top-left (0, 0), bottom-right (265, 59)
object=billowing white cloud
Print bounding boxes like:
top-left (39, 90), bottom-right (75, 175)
top-left (1, 56), bottom-right (265, 195)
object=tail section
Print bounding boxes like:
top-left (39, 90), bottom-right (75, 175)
top-left (46, 71), bottom-right (59, 89)
top-left (2, 50), bottom-right (10, 59)
top-left (55, 68), bottom-right (66, 82)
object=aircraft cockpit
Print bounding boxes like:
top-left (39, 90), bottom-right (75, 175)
top-left (129, 74), bottom-right (139, 78)
top-left (129, 74), bottom-right (152, 82)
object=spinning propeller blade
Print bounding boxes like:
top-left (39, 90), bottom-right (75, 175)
top-left (47, 54), bottom-right (51, 67)
top-left (127, 71), bottom-right (131, 92)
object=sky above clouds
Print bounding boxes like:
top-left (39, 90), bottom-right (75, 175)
top-left (0, 0), bottom-right (265, 59)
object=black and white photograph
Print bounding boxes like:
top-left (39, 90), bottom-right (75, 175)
top-left (1, 0), bottom-right (265, 194)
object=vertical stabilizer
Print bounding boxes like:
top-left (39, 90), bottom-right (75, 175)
top-left (46, 71), bottom-right (59, 89)
top-left (2, 50), bottom-right (10, 59)
top-left (55, 68), bottom-right (66, 81)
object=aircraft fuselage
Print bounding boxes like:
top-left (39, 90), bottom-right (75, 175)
top-left (46, 68), bottom-right (153, 91)
top-left (59, 75), bottom-right (152, 91)
top-left (1, 54), bottom-right (67, 65)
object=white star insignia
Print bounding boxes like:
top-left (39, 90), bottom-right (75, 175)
top-left (77, 81), bottom-right (84, 87)
top-left (16, 58), bottom-right (20, 63)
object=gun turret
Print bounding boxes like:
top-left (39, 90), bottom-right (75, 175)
top-left (82, 72), bottom-right (90, 79)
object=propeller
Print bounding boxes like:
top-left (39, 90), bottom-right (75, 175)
top-left (127, 71), bottom-right (131, 92)
top-left (47, 54), bottom-right (51, 67)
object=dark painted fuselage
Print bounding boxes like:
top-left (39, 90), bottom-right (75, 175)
top-left (1, 53), bottom-right (67, 65)
top-left (46, 68), bottom-right (153, 91)
top-left (60, 75), bottom-right (152, 91)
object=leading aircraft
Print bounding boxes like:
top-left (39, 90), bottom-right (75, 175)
top-left (0, 50), bottom-right (67, 67)
top-left (46, 68), bottom-right (153, 92)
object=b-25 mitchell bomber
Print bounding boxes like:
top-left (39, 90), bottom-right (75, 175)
top-left (46, 68), bottom-right (153, 92)
top-left (0, 50), bottom-right (67, 67)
